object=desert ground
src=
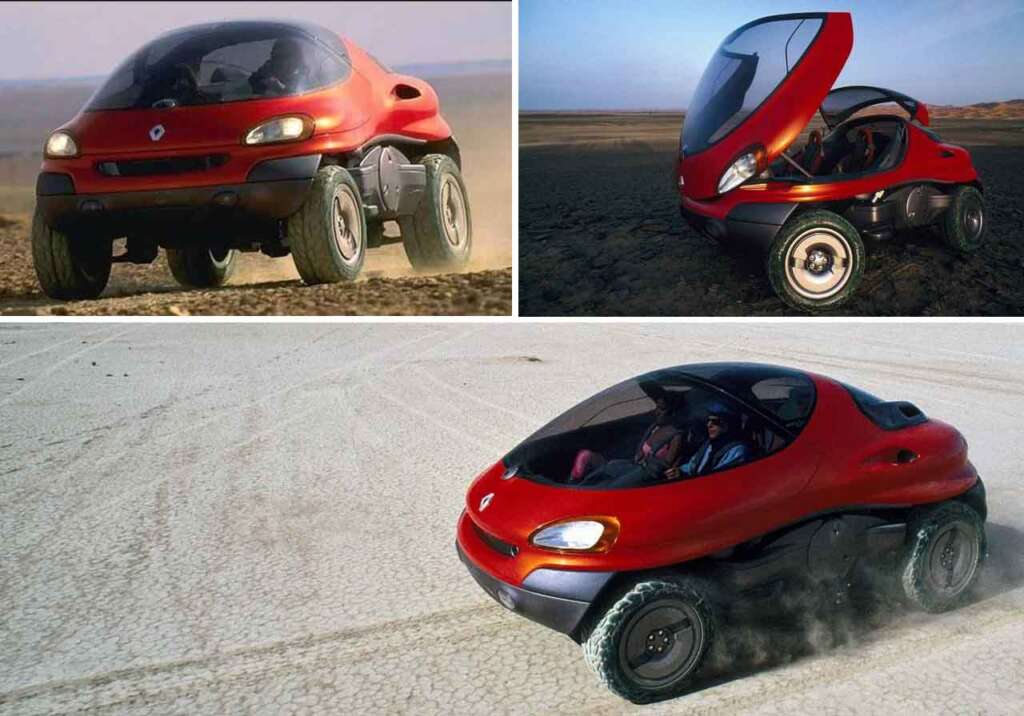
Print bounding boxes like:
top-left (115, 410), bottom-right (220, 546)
top-left (2, 323), bottom-right (1023, 713)
top-left (519, 111), bottom-right (1024, 316)
top-left (0, 73), bottom-right (512, 316)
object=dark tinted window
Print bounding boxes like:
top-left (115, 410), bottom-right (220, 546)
top-left (821, 86), bottom-right (917, 127)
top-left (842, 383), bottom-right (928, 430)
top-left (87, 23), bottom-right (350, 110)
top-left (682, 16), bottom-right (822, 154)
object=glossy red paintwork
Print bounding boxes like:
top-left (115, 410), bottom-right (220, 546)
top-left (679, 12), bottom-right (853, 200)
top-left (40, 37), bottom-right (452, 194)
top-left (681, 123), bottom-right (979, 221)
top-left (457, 374), bottom-right (977, 588)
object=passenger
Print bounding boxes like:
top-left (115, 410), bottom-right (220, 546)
top-left (250, 37), bottom-right (310, 95)
top-left (666, 403), bottom-right (752, 478)
top-left (570, 393), bottom-right (683, 483)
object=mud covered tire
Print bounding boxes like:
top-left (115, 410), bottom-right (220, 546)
top-left (166, 246), bottom-right (238, 288)
top-left (581, 575), bottom-right (717, 704)
top-left (767, 210), bottom-right (865, 313)
top-left (31, 206), bottom-right (112, 300)
top-left (400, 154), bottom-right (472, 271)
top-left (288, 165), bottom-right (366, 284)
top-left (939, 185), bottom-right (986, 253)
top-left (901, 501), bottom-right (986, 613)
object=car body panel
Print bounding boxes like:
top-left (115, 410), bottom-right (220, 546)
top-left (457, 369), bottom-right (977, 595)
top-left (39, 32), bottom-right (452, 198)
top-left (678, 12), bottom-right (853, 200)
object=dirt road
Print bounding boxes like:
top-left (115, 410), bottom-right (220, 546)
top-left (2, 323), bottom-right (1022, 713)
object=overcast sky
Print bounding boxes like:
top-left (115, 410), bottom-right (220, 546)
top-left (0, 1), bottom-right (512, 81)
top-left (521, 0), bottom-right (1024, 109)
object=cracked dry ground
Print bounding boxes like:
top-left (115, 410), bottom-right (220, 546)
top-left (519, 141), bottom-right (1024, 316)
top-left (0, 216), bottom-right (511, 316)
top-left (3, 323), bottom-right (1024, 714)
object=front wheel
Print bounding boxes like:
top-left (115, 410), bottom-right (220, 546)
top-left (767, 210), bottom-right (865, 312)
top-left (31, 206), bottom-right (112, 300)
top-left (939, 185), bottom-right (985, 253)
top-left (400, 154), bottom-right (472, 271)
top-left (582, 576), bottom-right (717, 704)
top-left (166, 245), bottom-right (238, 288)
top-left (900, 500), bottom-right (986, 613)
top-left (288, 165), bottom-right (366, 284)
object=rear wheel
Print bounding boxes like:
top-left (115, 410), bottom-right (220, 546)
top-left (288, 165), bottom-right (366, 284)
top-left (582, 576), bottom-right (717, 704)
top-left (939, 185), bottom-right (985, 253)
top-left (767, 210), bottom-right (864, 312)
top-left (400, 154), bottom-right (472, 271)
top-left (31, 206), bottom-right (112, 300)
top-left (166, 245), bottom-right (238, 288)
top-left (900, 501), bottom-right (986, 613)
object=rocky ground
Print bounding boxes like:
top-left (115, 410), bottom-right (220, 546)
top-left (519, 114), bottom-right (1024, 316)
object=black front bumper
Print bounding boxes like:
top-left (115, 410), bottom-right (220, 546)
top-left (36, 154), bottom-right (320, 235)
top-left (680, 201), bottom-right (798, 253)
top-left (456, 542), bottom-right (613, 641)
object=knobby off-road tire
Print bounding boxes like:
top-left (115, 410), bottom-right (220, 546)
top-left (166, 245), bottom-right (238, 288)
top-left (939, 185), bottom-right (986, 254)
top-left (288, 165), bottom-right (366, 284)
top-left (581, 575), bottom-right (718, 704)
top-left (767, 209), bottom-right (865, 313)
top-left (31, 206), bottom-right (112, 300)
top-left (901, 500), bottom-right (986, 613)
top-left (400, 154), bottom-right (472, 271)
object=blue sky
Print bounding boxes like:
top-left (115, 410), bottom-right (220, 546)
top-left (520, 0), bottom-right (1024, 109)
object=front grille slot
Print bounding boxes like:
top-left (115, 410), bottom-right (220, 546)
top-left (472, 520), bottom-right (518, 557)
top-left (96, 154), bottom-right (229, 178)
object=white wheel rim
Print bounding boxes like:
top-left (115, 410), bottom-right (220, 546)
top-left (784, 228), bottom-right (853, 300)
top-left (209, 247), bottom-right (233, 269)
top-left (440, 175), bottom-right (467, 248)
top-left (331, 188), bottom-right (362, 264)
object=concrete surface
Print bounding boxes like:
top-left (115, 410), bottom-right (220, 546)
top-left (1, 323), bottom-right (1023, 713)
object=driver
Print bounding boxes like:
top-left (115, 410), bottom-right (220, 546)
top-left (570, 390), bottom-right (683, 483)
top-left (249, 37), bottom-right (310, 95)
top-left (666, 402), bottom-right (751, 479)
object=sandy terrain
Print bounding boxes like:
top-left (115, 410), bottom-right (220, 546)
top-left (519, 112), bottom-right (1024, 316)
top-left (2, 323), bottom-right (1023, 713)
top-left (0, 73), bottom-right (512, 315)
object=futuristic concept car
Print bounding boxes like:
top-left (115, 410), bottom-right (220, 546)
top-left (33, 20), bottom-right (471, 300)
top-left (457, 363), bottom-right (987, 703)
top-left (676, 13), bottom-right (984, 311)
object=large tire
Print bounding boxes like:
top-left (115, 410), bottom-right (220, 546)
top-left (288, 165), bottom-right (366, 284)
top-left (939, 185), bottom-right (985, 253)
top-left (900, 501), bottom-right (986, 613)
top-left (767, 210), bottom-right (865, 312)
top-left (400, 154), bottom-right (472, 271)
top-left (31, 206), bottom-right (112, 300)
top-left (581, 575), bottom-right (717, 704)
top-left (165, 245), bottom-right (238, 288)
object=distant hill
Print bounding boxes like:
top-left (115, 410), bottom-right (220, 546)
top-left (928, 99), bottom-right (1024, 119)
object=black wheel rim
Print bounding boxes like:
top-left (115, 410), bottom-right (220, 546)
top-left (924, 520), bottom-right (979, 599)
top-left (961, 195), bottom-right (984, 243)
top-left (618, 598), bottom-right (704, 688)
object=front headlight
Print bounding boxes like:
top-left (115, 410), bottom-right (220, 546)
top-left (243, 116), bottom-right (313, 145)
top-left (530, 517), bottom-right (619, 552)
top-left (717, 151), bottom-right (759, 194)
top-left (45, 131), bottom-right (78, 158)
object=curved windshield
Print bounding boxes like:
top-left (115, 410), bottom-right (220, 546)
top-left (86, 23), bottom-right (350, 110)
top-left (682, 15), bottom-right (823, 155)
top-left (506, 364), bottom-right (815, 489)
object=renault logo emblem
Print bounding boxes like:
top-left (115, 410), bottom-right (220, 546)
top-left (149, 124), bottom-right (165, 142)
top-left (479, 493), bottom-right (494, 511)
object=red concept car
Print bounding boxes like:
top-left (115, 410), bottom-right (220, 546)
top-left (457, 363), bottom-right (987, 703)
top-left (32, 20), bottom-right (471, 300)
top-left (676, 13), bottom-right (984, 311)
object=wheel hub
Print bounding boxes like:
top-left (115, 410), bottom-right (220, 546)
top-left (645, 627), bottom-right (675, 655)
top-left (805, 248), bottom-right (831, 274)
top-left (963, 200), bottom-right (984, 241)
top-left (331, 190), bottom-right (361, 262)
top-left (927, 522), bottom-right (978, 594)
top-left (784, 227), bottom-right (853, 300)
top-left (618, 599), bottom-right (703, 687)
top-left (440, 175), bottom-right (467, 248)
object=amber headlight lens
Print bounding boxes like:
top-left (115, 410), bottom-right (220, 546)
top-left (243, 116), bottom-right (313, 145)
top-left (530, 517), bottom-right (620, 552)
top-left (45, 131), bottom-right (78, 158)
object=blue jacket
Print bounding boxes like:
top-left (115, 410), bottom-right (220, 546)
top-left (680, 439), bottom-right (751, 476)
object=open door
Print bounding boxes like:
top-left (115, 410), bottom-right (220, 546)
top-left (820, 86), bottom-right (930, 129)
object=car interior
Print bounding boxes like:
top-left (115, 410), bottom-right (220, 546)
top-left (767, 117), bottom-right (907, 181)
